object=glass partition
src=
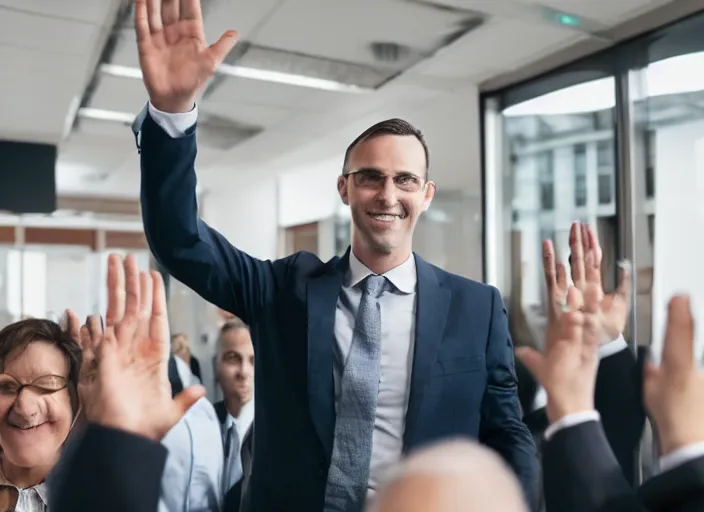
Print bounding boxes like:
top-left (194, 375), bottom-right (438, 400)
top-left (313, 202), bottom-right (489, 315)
top-left (490, 75), bottom-right (619, 349)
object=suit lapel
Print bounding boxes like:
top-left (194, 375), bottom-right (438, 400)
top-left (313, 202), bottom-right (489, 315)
top-left (403, 254), bottom-right (451, 449)
top-left (307, 253), bottom-right (347, 458)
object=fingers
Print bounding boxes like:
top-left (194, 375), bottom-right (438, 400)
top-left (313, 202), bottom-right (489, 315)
top-left (569, 223), bottom-right (586, 286)
top-left (86, 315), bottom-right (104, 349)
top-left (123, 255), bottom-right (141, 321)
top-left (65, 309), bottom-right (81, 343)
top-left (556, 262), bottom-right (567, 291)
top-left (147, 0), bottom-right (164, 34)
top-left (543, 240), bottom-right (557, 293)
top-left (106, 254), bottom-right (126, 327)
top-left (180, 0), bottom-right (202, 20)
top-left (149, 271), bottom-right (170, 351)
top-left (207, 30), bottom-right (240, 68)
top-left (134, 0), bottom-right (151, 43)
top-left (581, 285), bottom-right (603, 348)
top-left (661, 295), bottom-right (695, 373)
top-left (173, 385), bottom-right (206, 419)
top-left (161, 0), bottom-right (179, 26)
top-left (515, 347), bottom-right (545, 384)
top-left (586, 225), bottom-right (603, 268)
top-left (137, 272), bottom-right (154, 340)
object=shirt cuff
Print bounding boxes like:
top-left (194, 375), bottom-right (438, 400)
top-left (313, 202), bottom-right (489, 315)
top-left (659, 441), bottom-right (704, 473)
top-left (598, 333), bottom-right (628, 359)
top-left (544, 410), bottom-right (601, 441)
top-left (147, 102), bottom-right (198, 138)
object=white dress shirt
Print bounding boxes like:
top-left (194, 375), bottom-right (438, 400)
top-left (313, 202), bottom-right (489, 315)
top-left (143, 101), bottom-right (704, 486)
top-left (222, 400), bottom-right (255, 492)
top-left (334, 250), bottom-right (417, 495)
top-left (159, 397), bottom-right (224, 512)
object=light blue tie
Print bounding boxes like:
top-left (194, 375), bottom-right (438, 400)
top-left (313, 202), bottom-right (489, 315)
top-left (223, 424), bottom-right (243, 494)
top-left (324, 274), bottom-right (386, 512)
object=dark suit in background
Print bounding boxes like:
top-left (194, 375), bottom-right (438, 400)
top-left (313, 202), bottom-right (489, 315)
top-left (543, 420), bottom-right (704, 512)
top-left (516, 345), bottom-right (646, 486)
top-left (137, 112), bottom-right (539, 510)
top-left (214, 401), bottom-right (253, 512)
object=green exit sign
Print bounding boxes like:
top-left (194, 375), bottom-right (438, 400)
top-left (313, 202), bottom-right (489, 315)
top-left (553, 12), bottom-right (582, 27)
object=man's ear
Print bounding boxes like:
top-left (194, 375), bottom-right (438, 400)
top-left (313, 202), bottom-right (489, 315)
top-left (422, 181), bottom-right (436, 212)
top-left (337, 175), bottom-right (349, 205)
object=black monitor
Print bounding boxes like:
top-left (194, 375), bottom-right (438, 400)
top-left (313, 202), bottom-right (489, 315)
top-left (0, 140), bottom-right (57, 214)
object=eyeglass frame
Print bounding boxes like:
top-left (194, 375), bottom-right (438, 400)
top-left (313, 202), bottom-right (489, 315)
top-left (0, 373), bottom-right (69, 399)
top-left (342, 168), bottom-right (430, 193)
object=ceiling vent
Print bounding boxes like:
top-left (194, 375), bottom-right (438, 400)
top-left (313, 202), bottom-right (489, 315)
top-left (370, 42), bottom-right (412, 64)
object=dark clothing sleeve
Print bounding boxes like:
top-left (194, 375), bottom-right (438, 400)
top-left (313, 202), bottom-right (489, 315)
top-left (50, 424), bottom-right (167, 512)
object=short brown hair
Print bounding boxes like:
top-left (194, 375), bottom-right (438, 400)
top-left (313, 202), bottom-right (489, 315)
top-left (0, 319), bottom-right (82, 415)
top-left (342, 118), bottom-right (430, 177)
top-left (219, 318), bottom-right (249, 338)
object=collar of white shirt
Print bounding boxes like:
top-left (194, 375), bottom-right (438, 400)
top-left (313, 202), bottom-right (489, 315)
top-left (346, 250), bottom-right (417, 294)
top-left (0, 465), bottom-right (47, 509)
top-left (225, 399), bottom-right (255, 438)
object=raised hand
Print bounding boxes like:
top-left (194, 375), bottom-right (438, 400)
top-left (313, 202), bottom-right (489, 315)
top-left (516, 278), bottom-right (604, 424)
top-left (90, 254), bottom-right (204, 440)
top-left (542, 239), bottom-right (568, 342)
top-left (643, 295), bottom-right (704, 456)
top-left (135, 0), bottom-right (239, 113)
top-left (77, 315), bottom-right (103, 423)
top-left (569, 222), bottom-right (632, 342)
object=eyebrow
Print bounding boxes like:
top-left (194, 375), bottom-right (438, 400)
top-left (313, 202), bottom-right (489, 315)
top-left (354, 167), bottom-right (423, 178)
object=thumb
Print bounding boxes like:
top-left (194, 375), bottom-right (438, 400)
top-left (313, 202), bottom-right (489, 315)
top-left (207, 30), bottom-right (239, 67)
top-left (516, 347), bottom-right (545, 384)
top-left (173, 385), bottom-right (207, 417)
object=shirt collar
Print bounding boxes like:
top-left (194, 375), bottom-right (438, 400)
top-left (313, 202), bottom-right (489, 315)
top-left (346, 250), bottom-right (417, 294)
top-left (0, 463), bottom-right (48, 506)
top-left (225, 399), bottom-right (255, 435)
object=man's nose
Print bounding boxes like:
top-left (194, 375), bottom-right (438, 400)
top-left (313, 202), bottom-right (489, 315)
top-left (376, 176), bottom-right (398, 205)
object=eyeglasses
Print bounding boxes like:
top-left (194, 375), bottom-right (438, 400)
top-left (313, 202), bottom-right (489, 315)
top-left (0, 374), bottom-right (68, 398)
top-left (344, 168), bottom-right (425, 193)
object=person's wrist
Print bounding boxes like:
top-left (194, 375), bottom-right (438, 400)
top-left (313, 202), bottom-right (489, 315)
top-left (546, 399), bottom-right (595, 424)
top-left (150, 95), bottom-right (195, 114)
top-left (658, 427), bottom-right (704, 456)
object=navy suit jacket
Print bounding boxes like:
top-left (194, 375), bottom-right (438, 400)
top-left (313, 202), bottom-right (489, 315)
top-left (138, 112), bottom-right (538, 510)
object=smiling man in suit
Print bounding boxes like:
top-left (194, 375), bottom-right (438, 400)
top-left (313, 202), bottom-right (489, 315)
top-left (130, 0), bottom-right (538, 510)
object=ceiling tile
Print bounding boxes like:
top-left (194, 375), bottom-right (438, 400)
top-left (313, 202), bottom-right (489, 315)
top-left (418, 18), bottom-right (583, 78)
top-left (200, 101), bottom-right (294, 128)
top-left (0, 0), bottom-right (116, 25)
top-left (0, 46), bottom-right (87, 140)
top-left (88, 75), bottom-right (147, 114)
top-left (254, 0), bottom-right (481, 67)
top-left (0, 9), bottom-right (98, 57)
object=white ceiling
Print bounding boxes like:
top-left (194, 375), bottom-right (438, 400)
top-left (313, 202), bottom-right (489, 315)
top-left (0, 0), bottom-right (677, 199)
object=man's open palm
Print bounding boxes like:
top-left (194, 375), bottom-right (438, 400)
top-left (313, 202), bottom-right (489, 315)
top-left (135, 0), bottom-right (238, 113)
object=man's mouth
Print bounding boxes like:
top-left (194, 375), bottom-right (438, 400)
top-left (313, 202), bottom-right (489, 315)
top-left (368, 212), bottom-right (406, 222)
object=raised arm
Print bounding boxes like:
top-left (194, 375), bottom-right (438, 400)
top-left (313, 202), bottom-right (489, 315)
top-left (134, 0), bottom-right (286, 325)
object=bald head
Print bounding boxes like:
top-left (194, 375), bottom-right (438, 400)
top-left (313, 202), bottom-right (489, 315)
top-left (370, 439), bottom-right (527, 512)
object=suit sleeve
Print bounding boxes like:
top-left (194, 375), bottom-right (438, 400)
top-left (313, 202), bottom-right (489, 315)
top-left (51, 424), bottom-right (167, 512)
top-left (543, 420), bottom-right (640, 512)
top-left (139, 112), bottom-right (293, 327)
top-left (639, 454), bottom-right (704, 512)
top-left (479, 287), bottom-right (540, 509)
top-left (594, 345), bottom-right (646, 486)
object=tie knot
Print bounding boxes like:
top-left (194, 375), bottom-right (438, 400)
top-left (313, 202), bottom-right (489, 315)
top-left (363, 275), bottom-right (386, 298)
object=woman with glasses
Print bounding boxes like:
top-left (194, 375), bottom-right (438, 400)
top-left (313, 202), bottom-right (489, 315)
top-left (0, 319), bottom-right (81, 511)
